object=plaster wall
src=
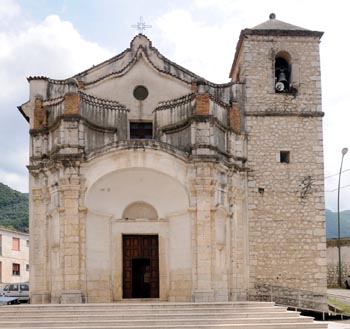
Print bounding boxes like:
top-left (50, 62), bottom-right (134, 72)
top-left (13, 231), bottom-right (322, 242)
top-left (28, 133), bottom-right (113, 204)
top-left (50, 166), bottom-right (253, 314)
top-left (85, 58), bottom-right (192, 121)
top-left (0, 229), bottom-right (29, 284)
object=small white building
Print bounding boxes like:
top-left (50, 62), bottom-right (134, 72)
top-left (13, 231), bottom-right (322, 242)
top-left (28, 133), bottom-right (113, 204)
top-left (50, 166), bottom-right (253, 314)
top-left (0, 227), bottom-right (29, 284)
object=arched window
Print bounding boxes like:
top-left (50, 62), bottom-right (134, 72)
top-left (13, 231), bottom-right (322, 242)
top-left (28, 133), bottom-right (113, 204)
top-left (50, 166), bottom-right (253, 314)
top-left (122, 201), bottom-right (158, 220)
top-left (275, 52), bottom-right (291, 93)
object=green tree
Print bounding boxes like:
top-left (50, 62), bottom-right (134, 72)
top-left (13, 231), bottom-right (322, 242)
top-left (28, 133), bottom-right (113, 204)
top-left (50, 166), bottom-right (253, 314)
top-left (0, 183), bottom-right (28, 232)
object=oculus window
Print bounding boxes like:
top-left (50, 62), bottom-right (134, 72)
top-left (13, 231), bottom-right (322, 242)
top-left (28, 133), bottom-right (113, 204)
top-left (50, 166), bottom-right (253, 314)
top-left (133, 85), bottom-right (149, 101)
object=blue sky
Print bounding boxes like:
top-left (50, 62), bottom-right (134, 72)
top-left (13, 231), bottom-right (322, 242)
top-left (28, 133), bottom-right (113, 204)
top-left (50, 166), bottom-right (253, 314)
top-left (1, 0), bottom-right (350, 211)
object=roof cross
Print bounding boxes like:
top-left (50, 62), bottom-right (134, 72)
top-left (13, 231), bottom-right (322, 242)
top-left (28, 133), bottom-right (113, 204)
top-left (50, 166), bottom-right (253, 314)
top-left (132, 17), bottom-right (152, 34)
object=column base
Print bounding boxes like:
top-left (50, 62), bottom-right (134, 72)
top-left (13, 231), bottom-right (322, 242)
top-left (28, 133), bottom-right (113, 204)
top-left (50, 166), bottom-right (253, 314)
top-left (193, 289), bottom-right (215, 302)
top-left (61, 290), bottom-right (83, 304)
top-left (30, 291), bottom-right (50, 304)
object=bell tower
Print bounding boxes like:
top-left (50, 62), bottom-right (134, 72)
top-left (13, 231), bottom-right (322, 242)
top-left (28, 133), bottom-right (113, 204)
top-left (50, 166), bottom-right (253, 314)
top-left (230, 14), bottom-right (327, 293)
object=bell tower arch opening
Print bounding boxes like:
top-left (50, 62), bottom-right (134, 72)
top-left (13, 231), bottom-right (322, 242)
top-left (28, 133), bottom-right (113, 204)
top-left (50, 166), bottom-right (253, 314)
top-left (275, 51), bottom-right (291, 93)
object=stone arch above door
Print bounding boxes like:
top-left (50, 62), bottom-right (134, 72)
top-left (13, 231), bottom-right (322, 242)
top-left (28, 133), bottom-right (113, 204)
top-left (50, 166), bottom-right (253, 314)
top-left (122, 201), bottom-right (158, 220)
top-left (85, 167), bottom-right (189, 219)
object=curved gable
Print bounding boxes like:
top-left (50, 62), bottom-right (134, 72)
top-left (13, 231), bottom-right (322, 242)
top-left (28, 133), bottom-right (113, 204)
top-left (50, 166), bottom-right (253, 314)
top-left (83, 56), bottom-right (192, 121)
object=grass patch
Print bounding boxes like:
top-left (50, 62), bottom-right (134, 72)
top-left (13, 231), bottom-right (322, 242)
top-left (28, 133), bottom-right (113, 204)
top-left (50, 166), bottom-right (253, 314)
top-left (329, 297), bottom-right (350, 314)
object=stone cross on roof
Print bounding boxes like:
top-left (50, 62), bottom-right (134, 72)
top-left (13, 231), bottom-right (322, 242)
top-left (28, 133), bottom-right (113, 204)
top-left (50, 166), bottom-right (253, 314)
top-left (132, 17), bottom-right (152, 34)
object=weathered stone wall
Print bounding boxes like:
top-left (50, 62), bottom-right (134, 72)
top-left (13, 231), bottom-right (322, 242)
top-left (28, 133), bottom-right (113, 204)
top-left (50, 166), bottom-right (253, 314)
top-left (237, 36), bottom-right (322, 115)
top-left (246, 115), bottom-right (326, 292)
top-left (327, 238), bottom-right (350, 287)
top-left (237, 32), bottom-right (326, 293)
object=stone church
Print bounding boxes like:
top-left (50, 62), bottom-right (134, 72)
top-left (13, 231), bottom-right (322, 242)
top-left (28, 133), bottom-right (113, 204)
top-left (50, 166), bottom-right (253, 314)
top-left (19, 14), bottom-right (326, 304)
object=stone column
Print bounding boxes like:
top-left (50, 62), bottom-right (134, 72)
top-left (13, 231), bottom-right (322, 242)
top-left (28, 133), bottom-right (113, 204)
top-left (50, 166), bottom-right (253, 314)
top-left (191, 173), bottom-right (216, 302)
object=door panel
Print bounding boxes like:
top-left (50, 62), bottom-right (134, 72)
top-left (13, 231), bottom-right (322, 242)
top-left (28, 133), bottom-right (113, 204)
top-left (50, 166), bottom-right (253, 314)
top-left (123, 235), bottom-right (159, 298)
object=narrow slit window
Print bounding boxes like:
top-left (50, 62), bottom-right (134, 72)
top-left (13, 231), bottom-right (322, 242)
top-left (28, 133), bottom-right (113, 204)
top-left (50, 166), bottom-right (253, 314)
top-left (280, 151), bottom-right (290, 163)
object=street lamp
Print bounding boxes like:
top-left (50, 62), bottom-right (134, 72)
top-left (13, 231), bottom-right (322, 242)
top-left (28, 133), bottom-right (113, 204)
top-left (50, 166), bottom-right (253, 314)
top-left (338, 147), bottom-right (348, 287)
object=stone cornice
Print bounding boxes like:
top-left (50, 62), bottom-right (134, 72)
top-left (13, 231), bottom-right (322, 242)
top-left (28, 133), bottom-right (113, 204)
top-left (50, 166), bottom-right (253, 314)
top-left (155, 93), bottom-right (195, 112)
top-left (245, 111), bottom-right (324, 118)
top-left (79, 92), bottom-right (129, 111)
top-left (160, 114), bottom-right (229, 133)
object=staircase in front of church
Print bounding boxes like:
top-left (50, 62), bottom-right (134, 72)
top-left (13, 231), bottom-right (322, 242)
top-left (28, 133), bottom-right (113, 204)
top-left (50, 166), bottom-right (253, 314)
top-left (0, 301), bottom-right (328, 328)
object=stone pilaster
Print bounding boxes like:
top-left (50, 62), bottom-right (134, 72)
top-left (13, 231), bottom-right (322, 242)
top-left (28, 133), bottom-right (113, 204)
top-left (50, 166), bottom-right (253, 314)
top-left (29, 185), bottom-right (50, 304)
top-left (191, 171), bottom-right (216, 302)
top-left (58, 174), bottom-right (86, 303)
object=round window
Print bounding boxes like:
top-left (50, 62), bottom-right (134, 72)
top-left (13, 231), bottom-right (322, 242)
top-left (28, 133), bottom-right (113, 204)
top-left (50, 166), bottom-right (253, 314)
top-left (133, 85), bottom-right (149, 101)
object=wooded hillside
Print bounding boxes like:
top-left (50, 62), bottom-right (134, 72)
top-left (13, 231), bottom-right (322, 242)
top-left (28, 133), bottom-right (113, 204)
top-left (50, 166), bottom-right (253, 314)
top-left (0, 182), bottom-right (28, 232)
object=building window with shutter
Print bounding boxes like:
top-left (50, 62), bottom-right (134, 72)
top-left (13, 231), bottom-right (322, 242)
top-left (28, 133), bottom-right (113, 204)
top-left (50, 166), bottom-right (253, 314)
top-left (12, 263), bottom-right (20, 276)
top-left (12, 237), bottom-right (20, 251)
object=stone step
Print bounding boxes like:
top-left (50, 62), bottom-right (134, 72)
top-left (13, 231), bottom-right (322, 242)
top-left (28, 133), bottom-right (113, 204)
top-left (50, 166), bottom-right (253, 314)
top-left (0, 306), bottom-right (289, 315)
top-left (0, 324), bottom-right (328, 329)
top-left (0, 301), bottom-right (277, 310)
top-left (0, 302), bottom-right (328, 329)
top-left (0, 311), bottom-right (302, 321)
top-left (0, 317), bottom-right (317, 328)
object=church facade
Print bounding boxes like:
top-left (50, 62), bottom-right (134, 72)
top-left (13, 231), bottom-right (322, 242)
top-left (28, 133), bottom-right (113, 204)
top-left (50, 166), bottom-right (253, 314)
top-left (19, 15), bottom-right (326, 304)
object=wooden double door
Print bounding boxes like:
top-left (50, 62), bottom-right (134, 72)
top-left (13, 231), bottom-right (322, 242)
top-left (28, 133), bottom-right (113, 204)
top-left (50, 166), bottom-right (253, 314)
top-left (122, 235), bottom-right (159, 298)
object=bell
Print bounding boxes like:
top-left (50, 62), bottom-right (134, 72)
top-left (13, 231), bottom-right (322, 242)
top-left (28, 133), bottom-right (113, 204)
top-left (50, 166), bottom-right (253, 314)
top-left (275, 70), bottom-right (288, 92)
top-left (277, 71), bottom-right (288, 83)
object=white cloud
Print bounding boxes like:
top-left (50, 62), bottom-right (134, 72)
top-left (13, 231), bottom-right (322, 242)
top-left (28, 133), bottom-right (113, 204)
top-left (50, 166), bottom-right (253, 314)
top-left (0, 0), bottom-right (20, 26)
top-left (0, 8), bottom-right (113, 193)
top-left (0, 169), bottom-right (28, 193)
top-left (0, 14), bottom-right (113, 103)
top-left (154, 9), bottom-right (235, 83)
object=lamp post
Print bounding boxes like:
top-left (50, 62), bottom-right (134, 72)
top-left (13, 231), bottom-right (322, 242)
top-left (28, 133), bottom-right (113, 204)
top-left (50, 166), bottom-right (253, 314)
top-left (338, 147), bottom-right (348, 287)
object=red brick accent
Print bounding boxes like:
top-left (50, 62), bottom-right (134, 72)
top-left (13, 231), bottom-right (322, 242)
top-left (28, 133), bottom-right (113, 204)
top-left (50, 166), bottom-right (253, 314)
top-left (64, 93), bottom-right (80, 114)
top-left (78, 81), bottom-right (85, 90)
top-left (229, 103), bottom-right (241, 133)
top-left (196, 93), bottom-right (210, 115)
top-left (33, 98), bottom-right (47, 129)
